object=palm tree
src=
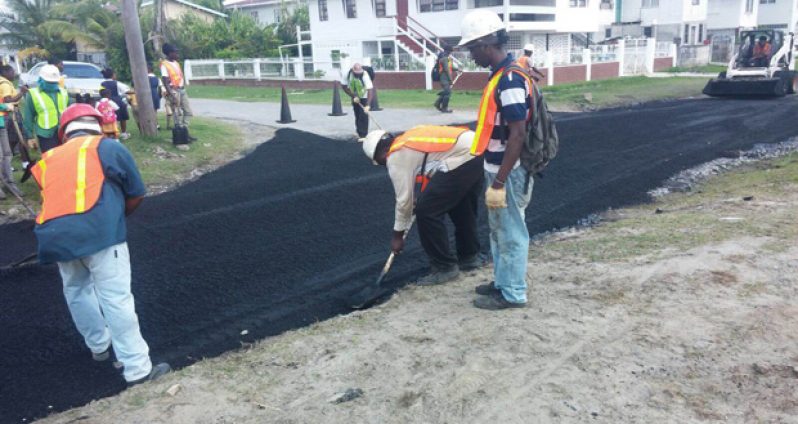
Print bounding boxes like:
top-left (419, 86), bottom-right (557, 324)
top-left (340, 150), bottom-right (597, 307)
top-left (0, 0), bottom-right (64, 58)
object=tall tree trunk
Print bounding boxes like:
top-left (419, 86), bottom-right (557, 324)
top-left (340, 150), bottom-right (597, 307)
top-left (121, 0), bottom-right (157, 137)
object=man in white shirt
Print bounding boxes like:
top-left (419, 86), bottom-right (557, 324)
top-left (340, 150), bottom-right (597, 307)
top-left (160, 43), bottom-right (194, 140)
top-left (361, 125), bottom-right (485, 285)
top-left (341, 63), bottom-right (373, 137)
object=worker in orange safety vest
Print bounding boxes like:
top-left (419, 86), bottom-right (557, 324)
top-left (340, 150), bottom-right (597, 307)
top-left (160, 43), bottom-right (195, 140)
top-left (30, 104), bottom-right (171, 387)
top-left (361, 125), bottom-right (485, 286)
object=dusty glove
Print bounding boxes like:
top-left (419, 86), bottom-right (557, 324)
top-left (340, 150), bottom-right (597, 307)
top-left (485, 186), bottom-right (507, 209)
top-left (352, 97), bottom-right (360, 104)
top-left (3, 104), bottom-right (14, 112)
top-left (27, 138), bottom-right (39, 151)
top-left (363, 105), bottom-right (370, 112)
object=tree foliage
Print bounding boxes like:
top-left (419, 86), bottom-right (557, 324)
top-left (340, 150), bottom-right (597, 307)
top-left (166, 11), bottom-right (281, 59)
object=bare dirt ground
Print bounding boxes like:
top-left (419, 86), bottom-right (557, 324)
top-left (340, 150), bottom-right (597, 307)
top-left (35, 152), bottom-right (798, 423)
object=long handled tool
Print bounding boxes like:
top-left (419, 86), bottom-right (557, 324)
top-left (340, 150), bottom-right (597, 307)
top-left (348, 215), bottom-right (415, 309)
top-left (0, 176), bottom-right (35, 218)
top-left (0, 177), bottom-right (39, 272)
top-left (356, 101), bottom-right (385, 131)
top-left (11, 116), bottom-right (35, 183)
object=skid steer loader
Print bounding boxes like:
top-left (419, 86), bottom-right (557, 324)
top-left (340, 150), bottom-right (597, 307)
top-left (703, 29), bottom-right (797, 97)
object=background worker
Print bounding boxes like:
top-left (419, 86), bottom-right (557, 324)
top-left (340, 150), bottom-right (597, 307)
top-left (30, 104), bottom-right (170, 386)
top-left (160, 43), bottom-right (194, 140)
top-left (341, 63), bottom-right (373, 138)
top-left (459, 9), bottom-right (533, 310)
top-left (22, 64), bottom-right (69, 153)
top-left (434, 45), bottom-right (460, 113)
top-left (361, 125), bottom-right (485, 285)
top-left (0, 100), bottom-right (17, 199)
top-left (516, 44), bottom-right (545, 81)
top-left (752, 35), bottom-right (772, 67)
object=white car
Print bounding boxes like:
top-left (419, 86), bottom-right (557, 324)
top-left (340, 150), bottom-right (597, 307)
top-left (20, 61), bottom-right (130, 100)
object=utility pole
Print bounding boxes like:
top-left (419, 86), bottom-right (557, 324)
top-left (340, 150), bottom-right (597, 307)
top-left (152, 0), bottom-right (164, 58)
top-left (121, 0), bottom-right (157, 137)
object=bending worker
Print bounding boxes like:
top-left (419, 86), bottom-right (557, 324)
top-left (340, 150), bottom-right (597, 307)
top-left (30, 104), bottom-right (170, 386)
top-left (361, 125), bottom-right (485, 285)
top-left (23, 64), bottom-right (69, 153)
top-left (341, 63), bottom-right (373, 138)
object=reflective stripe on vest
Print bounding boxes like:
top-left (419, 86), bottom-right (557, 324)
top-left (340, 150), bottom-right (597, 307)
top-left (388, 125), bottom-right (467, 155)
top-left (161, 60), bottom-right (184, 87)
top-left (30, 136), bottom-right (105, 224)
top-left (471, 65), bottom-right (532, 156)
top-left (29, 87), bottom-right (68, 130)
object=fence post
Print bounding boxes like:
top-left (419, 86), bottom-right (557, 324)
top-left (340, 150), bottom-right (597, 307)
top-left (254, 59), bottom-right (261, 81)
top-left (425, 54), bottom-right (435, 90)
top-left (617, 39), bottom-right (625, 77)
top-left (645, 38), bottom-right (656, 75)
top-left (184, 59), bottom-right (193, 84)
top-left (669, 43), bottom-right (677, 68)
top-left (218, 60), bottom-right (225, 81)
top-left (294, 58), bottom-right (305, 81)
top-left (583, 48), bottom-right (591, 82)
top-left (546, 50), bottom-right (554, 86)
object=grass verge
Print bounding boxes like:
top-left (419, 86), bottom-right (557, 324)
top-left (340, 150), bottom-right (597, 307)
top-left (0, 114), bottom-right (243, 215)
top-left (664, 64), bottom-right (727, 74)
top-left (188, 76), bottom-right (708, 111)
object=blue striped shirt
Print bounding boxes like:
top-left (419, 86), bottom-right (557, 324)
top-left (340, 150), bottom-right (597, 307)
top-left (485, 54), bottom-right (531, 173)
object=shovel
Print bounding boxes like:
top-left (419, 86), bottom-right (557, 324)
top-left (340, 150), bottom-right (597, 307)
top-left (348, 215), bottom-right (415, 309)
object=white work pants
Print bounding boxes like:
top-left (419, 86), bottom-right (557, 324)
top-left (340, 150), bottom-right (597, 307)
top-left (58, 242), bottom-right (152, 382)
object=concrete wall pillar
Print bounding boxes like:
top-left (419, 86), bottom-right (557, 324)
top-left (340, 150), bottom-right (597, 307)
top-left (546, 50), bottom-right (554, 86)
top-left (617, 39), bottom-right (626, 77)
top-left (583, 48), bottom-right (592, 81)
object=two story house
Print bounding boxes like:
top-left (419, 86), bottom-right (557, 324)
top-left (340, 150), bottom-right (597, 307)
top-left (611, 0), bottom-right (708, 45)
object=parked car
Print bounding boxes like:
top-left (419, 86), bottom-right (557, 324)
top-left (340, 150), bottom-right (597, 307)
top-left (20, 61), bottom-right (130, 101)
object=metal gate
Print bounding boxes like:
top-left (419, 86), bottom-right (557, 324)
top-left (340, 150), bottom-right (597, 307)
top-left (624, 38), bottom-right (647, 75)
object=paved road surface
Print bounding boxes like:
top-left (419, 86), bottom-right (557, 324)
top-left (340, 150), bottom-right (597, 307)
top-left (2, 97), bottom-right (797, 422)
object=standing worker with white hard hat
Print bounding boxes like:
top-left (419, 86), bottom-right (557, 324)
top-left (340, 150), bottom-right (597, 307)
top-left (22, 64), bottom-right (69, 153)
top-left (517, 43), bottom-right (545, 81)
top-left (361, 125), bottom-right (485, 285)
top-left (459, 9), bottom-right (535, 310)
top-left (341, 63), bottom-right (373, 138)
top-left (30, 104), bottom-right (171, 386)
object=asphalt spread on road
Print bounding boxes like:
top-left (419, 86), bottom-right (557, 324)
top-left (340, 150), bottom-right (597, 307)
top-left (1, 97), bottom-right (796, 422)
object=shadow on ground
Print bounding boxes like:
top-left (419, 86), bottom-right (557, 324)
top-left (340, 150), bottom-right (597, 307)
top-left (2, 96), bottom-right (797, 422)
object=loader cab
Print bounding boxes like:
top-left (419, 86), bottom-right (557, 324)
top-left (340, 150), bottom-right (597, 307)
top-left (736, 30), bottom-right (781, 68)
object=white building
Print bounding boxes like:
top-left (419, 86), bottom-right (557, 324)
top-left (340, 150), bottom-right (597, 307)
top-left (705, 0), bottom-right (757, 62)
top-left (757, 0), bottom-right (798, 30)
top-left (224, 0), bottom-right (298, 26)
top-left (306, 0), bottom-right (615, 73)
top-left (612, 0), bottom-right (708, 45)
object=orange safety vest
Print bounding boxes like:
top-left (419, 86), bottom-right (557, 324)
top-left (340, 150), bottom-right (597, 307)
top-left (161, 60), bottom-right (184, 88)
top-left (388, 125), bottom-right (467, 190)
top-left (517, 55), bottom-right (530, 70)
top-left (438, 56), bottom-right (453, 77)
top-left (471, 63), bottom-right (532, 156)
top-left (30, 135), bottom-right (105, 225)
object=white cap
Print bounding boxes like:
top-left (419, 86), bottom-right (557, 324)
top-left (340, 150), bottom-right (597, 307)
top-left (524, 43), bottom-right (534, 52)
top-left (64, 116), bottom-right (102, 140)
top-left (39, 64), bottom-right (61, 83)
top-left (457, 10), bottom-right (504, 47)
top-left (361, 129), bottom-right (386, 165)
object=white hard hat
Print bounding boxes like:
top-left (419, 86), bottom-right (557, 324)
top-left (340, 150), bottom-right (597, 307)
top-left (39, 64), bottom-right (61, 83)
top-left (457, 10), bottom-right (504, 47)
top-left (361, 129), bottom-right (386, 165)
top-left (524, 43), bottom-right (535, 52)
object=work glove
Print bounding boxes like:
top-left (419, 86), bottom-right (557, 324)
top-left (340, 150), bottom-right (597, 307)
top-left (485, 186), bottom-right (507, 209)
top-left (352, 97), bottom-right (360, 104)
top-left (27, 138), bottom-right (39, 151)
top-left (4, 104), bottom-right (13, 112)
top-left (363, 105), bottom-right (370, 112)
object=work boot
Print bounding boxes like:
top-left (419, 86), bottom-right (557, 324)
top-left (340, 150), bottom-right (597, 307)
top-left (127, 362), bottom-right (171, 387)
top-left (474, 290), bottom-right (526, 310)
top-left (417, 266), bottom-right (459, 286)
top-left (92, 346), bottom-right (111, 362)
top-left (459, 253), bottom-right (488, 272)
top-left (474, 281), bottom-right (500, 296)
top-left (433, 100), bottom-right (442, 111)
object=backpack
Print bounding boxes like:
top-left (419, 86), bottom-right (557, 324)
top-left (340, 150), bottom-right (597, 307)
top-left (431, 61), bottom-right (441, 82)
top-left (96, 100), bottom-right (117, 125)
top-left (496, 64), bottom-right (560, 175)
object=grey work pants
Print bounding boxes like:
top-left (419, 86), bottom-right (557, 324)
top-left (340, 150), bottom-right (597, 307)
top-left (168, 88), bottom-right (193, 127)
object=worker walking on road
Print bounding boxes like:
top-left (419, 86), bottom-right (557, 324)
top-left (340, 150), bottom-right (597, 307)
top-left (22, 64), bottom-right (69, 153)
top-left (361, 125), bottom-right (485, 285)
top-left (341, 63), bottom-right (373, 138)
top-left (460, 10), bottom-right (534, 310)
top-left (30, 104), bottom-right (170, 386)
top-left (434, 45), bottom-right (460, 113)
top-left (160, 43), bottom-right (195, 140)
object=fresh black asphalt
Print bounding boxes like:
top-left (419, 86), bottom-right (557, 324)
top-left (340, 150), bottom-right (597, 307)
top-left (1, 96), bottom-right (797, 422)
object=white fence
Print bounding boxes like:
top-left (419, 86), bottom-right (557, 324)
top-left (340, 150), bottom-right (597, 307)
top-left (184, 38), bottom-right (677, 87)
